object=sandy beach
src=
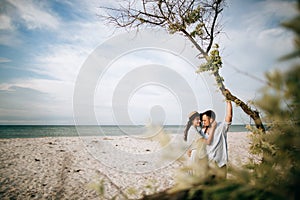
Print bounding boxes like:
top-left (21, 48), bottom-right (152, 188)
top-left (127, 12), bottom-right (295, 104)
top-left (0, 132), bottom-right (252, 199)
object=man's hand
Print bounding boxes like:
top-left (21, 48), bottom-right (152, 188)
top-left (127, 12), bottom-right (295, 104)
top-left (187, 149), bottom-right (192, 157)
top-left (210, 120), bottom-right (217, 129)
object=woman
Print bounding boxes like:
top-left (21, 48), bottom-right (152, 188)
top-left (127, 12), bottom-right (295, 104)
top-left (183, 111), bottom-right (216, 177)
top-left (183, 111), bottom-right (208, 177)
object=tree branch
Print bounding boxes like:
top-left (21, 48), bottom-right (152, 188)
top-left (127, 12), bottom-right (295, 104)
top-left (180, 28), bottom-right (208, 58)
top-left (206, 1), bottom-right (223, 53)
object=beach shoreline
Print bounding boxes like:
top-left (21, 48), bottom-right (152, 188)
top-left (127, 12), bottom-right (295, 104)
top-left (0, 132), bottom-right (252, 199)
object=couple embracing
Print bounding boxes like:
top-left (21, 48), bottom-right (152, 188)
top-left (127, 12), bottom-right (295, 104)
top-left (183, 99), bottom-right (232, 179)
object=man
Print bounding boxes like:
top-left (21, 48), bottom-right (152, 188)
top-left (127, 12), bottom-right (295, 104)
top-left (200, 100), bottom-right (233, 179)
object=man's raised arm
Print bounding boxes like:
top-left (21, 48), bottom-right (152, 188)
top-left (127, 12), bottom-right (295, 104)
top-left (225, 101), bottom-right (233, 123)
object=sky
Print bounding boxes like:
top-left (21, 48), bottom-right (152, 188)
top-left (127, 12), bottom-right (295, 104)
top-left (0, 0), bottom-right (298, 125)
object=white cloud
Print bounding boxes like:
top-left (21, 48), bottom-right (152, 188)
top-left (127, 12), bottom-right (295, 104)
top-left (0, 79), bottom-right (74, 124)
top-left (0, 57), bottom-right (11, 63)
top-left (0, 14), bottom-right (14, 30)
top-left (0, 0), bottom-right (61, 46)
top-left (56, 21), bottom-right (113, 50)
top-left (0, 85), bottom-right (74, 125)
top-left (32, 44), bottom-right (87, 82)
top-left (220, 0), bottom-right (296, 77)
top-left (241, 0), bottom-right (297, 30)
top-left (7, 0), bottom-right (60, 30)
top-left (259, 0), bottom-right (298, 19)
top-left (0, 29), bottom-right (22, 47)
top-left (257, 27), bottom-right (293, 55)
top-left (0, 79), bottom-right (73, 98)
top-left (26, 8), bottom-right (115, 82)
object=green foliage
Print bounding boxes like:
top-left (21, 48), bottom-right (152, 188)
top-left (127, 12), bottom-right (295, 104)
top-left (166, 4), bottom-right (208, 37)
top-left (127, 187), bottom-right (138, 196)
top-left (184, 6), bottom-right (202, 25)
top-left (190, 23), bottom-right (204, 38)
top-left (197, 44), bottom-right (222, 72)
top-left (241, 68), bottom-right (300, 200)
top-left (168, 22), bottom-right (184, 34)
top-left (203, 181), bottom-right (283, 200)
top-left (89, 179), bottom-right (105, 196)
top-left (196, 44), bottom-right (225, 89)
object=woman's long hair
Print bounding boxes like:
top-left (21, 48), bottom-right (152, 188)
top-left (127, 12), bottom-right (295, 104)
top-left (184, 111), bottom-right (200, 141)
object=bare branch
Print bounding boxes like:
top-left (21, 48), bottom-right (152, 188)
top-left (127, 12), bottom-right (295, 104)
top-left (206, 0), bottom-right (223, 53)
top-left (100, 0), bottom-right (223, 53)
top-left (180, 28), bottom-right (208, 57)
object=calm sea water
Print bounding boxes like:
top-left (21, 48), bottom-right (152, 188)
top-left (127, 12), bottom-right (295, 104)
top-left (0, 125), bottom-right (249, 139)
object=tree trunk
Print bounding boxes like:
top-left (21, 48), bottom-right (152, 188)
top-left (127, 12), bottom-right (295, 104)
top-left (222, 89), bottom-right (265, 132)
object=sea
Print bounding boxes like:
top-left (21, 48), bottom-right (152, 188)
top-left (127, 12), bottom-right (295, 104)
top-left (0, 125), bottom-right (249, 139)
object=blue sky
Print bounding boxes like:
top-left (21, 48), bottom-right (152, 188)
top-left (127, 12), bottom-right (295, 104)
top-left (0, 0), bottom-right (298, 125)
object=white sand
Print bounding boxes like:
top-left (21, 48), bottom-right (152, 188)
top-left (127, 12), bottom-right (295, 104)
top-left (0, 132), bottom-right (252, 199)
